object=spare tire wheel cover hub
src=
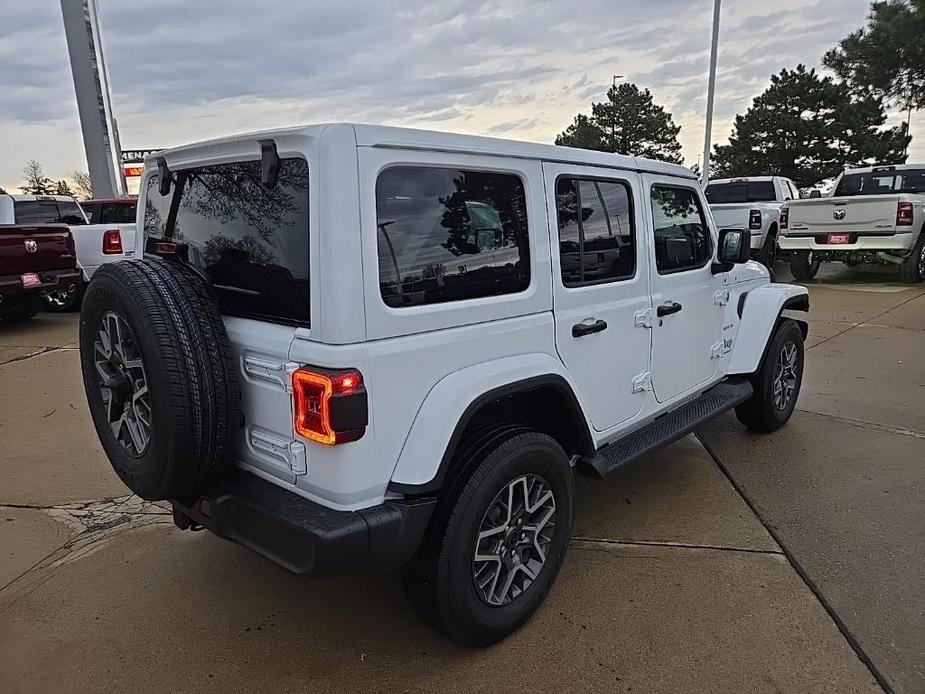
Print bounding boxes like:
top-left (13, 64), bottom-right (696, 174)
top-left (93, 310), bottom-right (152, 456)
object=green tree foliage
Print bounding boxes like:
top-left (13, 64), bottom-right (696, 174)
top-left (824, 0), bottom-right (925, 116)
top-left (712, 65), bottom-right (910, 188)
top-left (22, 160), bottom-right (53, 195)
top-left (54, 180), bottom-right (74, 196)
top-left (556, 82), bottom-right (683, 163)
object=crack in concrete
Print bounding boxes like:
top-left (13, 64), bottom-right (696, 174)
top-left (0, 345), bottom-right (75, 367)
top-left (696, 433), bottom-right (895, 694)
top-left (572, 536), bottom-right (784, 556)
top-left (794, 409), bottom-right (925, 440)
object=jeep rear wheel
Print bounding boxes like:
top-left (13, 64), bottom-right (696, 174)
top-left (402, 427), bottom-right (574, 646)
top-left (789, 251), bottom-right (820, 281)
top-left (79, 259), bottom-right (240, 501)
top-left (735, 319), bottom-right (804, 432)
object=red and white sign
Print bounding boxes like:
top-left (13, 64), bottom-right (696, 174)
top-left (20, 273), bottom-right (41, 288)
top-left (826, 233), bottom-right (851, 245)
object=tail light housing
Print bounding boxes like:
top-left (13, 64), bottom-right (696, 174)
top-left (102, 229), bottom-right (124, 254)
top-left (897, 201), bottom-right (914, 226)
top-left (748, 209), bottom-right (762, 230)
top-left (292, 367), bottom-right (367, 445)
top-left (779, 206), bottom-right (789, 230)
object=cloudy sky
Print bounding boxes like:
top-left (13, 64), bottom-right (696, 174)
top-left (2, 0), bottom-right (923, 191)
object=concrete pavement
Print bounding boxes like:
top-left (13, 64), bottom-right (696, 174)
top-left (1, 265), bottom-right (921, 692)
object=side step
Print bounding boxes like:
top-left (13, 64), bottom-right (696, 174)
top-left (584, 378), bottom-right (753, 478)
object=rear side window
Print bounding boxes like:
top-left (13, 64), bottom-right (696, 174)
top-left (99, 202), bottom-right (136, 224)
top-left (555, 177), bottom-right (635, 286)
top-left (375, 166), bottom-right (530, 308)
top-left (651, 185), bottom-right (712, 274)
top-left (705, 181), bottom-right (776, 204)
top-left (14, 200), bottom-right (86, 225)
top-left (142, 158), bottom-right (310, 326)
top-left (82, 202), bottom-right (101, 223)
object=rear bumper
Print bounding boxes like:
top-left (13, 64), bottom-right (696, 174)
top-left (0, 267), bottom-right (82, 301)
top-left (779, 231), bottom-right (917, 253)
top-left (171, 469), bottom-right (436, 574)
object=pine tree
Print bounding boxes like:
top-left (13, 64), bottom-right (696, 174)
top-left (712, 65), bottom-right (909, 188)
top-left (22, 160), bottom-right (53, 195)
top-left (556, 82), bottom-right (684, 164)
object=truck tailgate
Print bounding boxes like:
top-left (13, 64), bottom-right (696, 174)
top-left (710, 203), bottom-right (753, 229)
top-left (787, 195), bottom-right (897, 235)
top-left (0, 225), bottom-right (76, 275)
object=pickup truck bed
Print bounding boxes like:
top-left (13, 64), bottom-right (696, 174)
top-left (0, 224), bottom-right (82, 322)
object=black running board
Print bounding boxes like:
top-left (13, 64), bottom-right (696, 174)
top-left (583, 379), bottom-right (753, 478)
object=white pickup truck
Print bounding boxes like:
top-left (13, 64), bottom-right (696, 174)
top-left (779, 165), bottom-right (925, 283)
top-left (0, 194), bottom-right (137, 309)
top-left (705, 176), bottom-right (799, 270)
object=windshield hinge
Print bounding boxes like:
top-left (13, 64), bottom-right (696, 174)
top-left (634, 307), bottom-right (656, 328)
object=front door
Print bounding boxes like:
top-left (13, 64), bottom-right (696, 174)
top-left (544, 162), bottom-right (651, 432)
top-left (643, 175), bottom-right (725, 403)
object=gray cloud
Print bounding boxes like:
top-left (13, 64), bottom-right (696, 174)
top-left (2, 0), bottom-right (912, 188)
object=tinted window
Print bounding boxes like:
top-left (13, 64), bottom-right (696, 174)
top-left (99, 202), bottom-right (136, 224)
top-left (556, 178), bottom-right (634, 286)
top-left (376, 166), bottom-right (530, 308)
top-left (143, 158), bottom-right (310, 326)
top-left (13, 200), bottom-right (86, 225)
top-left (651, 186), bottom-right (712, 273)
top-left (82, 202), bottom-right (101, 224)
top-left (705, 181), bottom-right (776, 203)
top-left (834, 169), bottom-right (925, 196)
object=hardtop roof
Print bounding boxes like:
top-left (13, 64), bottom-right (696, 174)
top-left (146, 123), bottom-right (697, 180)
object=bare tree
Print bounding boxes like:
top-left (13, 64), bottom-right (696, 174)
top-left (22, 160), bottom-right (52, 195)
top-left (71, 171), bottom-right (93, 199)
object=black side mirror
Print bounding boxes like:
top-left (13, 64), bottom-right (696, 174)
top-left (715, 228), bottom-right (751, 272)
top-left (809, 189), bottom-right (822, 199)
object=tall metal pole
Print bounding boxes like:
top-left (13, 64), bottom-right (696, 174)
top-left (60, 0), bottom-right (125, 198)
top-left (702, 0), bottom-right (721, 187)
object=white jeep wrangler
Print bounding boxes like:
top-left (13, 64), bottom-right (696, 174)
top-left (78, 124), bottom-right (808, 646)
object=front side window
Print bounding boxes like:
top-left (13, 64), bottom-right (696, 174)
top-left (651, 185), bottom-right (712, 274)
top-left (376, 166), bottom-right (530, 308)
top-left (143, 158), bottom-right (310, 326)
top-left (556, 177), bottom-right (635, 286)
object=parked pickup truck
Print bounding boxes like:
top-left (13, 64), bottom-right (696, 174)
top-left (0, 223), bottom-right (82, 322)
top-left (779, 165), bottom-right (925, 282)
top-left (705, 176), bottom-right (800, 269)
top-left (0, 194), bottom-right (137, 310)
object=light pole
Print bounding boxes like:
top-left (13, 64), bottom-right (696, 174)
top-left (702, 0), bottom-right (721, 188)
top-left (610, 74), bottom-right (624, 152)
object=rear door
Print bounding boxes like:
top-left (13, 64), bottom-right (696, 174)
top-left (644, 175), bottom-right (724, 403)
top-left (139, 156), bottom-right (311, 485)
top-left (544, 162), bottom-right (651, 431)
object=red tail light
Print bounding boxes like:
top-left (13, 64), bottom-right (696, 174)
top-left (102, 229), bottom-right (123, 254)
top-left (749, 209), bottom-right (762, 230)
top-left (293, 367), bottom-right (367, 445)
top-left (780, 206), bottom-right (789, 230)
top-left (897, 201), bottom-right (914, 226)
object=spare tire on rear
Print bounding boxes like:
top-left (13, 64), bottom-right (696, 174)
top-left (79, 258), bottom-right (241, 501)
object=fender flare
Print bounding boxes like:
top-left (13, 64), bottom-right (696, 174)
top-left (388, 354), bottom-right (593, 494)
top-left (728, 285), bottom-right (809, 375)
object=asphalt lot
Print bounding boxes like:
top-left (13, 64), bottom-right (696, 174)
top-left (1, 263), bottom-right (922, 693)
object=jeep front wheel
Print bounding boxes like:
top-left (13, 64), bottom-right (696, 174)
top-left (735, 319), bottom-right (804, 432)
top-left (402, 427), bottom-right (574, 646)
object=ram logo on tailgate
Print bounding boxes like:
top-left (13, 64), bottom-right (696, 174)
top-left (23, 239), bottom-right (37, 253)
top-left (833, 209), bottom-right (847, 220)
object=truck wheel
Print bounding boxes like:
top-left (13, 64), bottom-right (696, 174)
top-left (898, 232), bottom-right (925, 284)
top-left (0, 295), bottom-right (43, 322)
top-left (789, 251), bottom-right (820, 281)
top-left (79, 259), bottom-right (240, 501)
top-left (735, 319), bottom-right (804, 432)
top-left (758, 226), bottom-right (778, 270)
top-left (402, 427), bottom-right (574, 646)
top-left (44, 283), bottom-right (84, 312)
